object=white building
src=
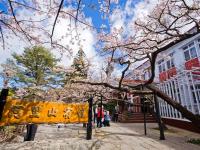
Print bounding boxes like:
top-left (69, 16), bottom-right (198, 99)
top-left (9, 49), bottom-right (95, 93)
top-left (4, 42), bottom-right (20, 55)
top-left (132, 31), bottom-right (200, 121)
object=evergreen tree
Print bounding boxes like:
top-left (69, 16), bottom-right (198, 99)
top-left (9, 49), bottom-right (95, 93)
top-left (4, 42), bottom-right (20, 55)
top-left (67, 48), bottom-right (88, 80)
top-left (2, 46), bottom-right (57, 87)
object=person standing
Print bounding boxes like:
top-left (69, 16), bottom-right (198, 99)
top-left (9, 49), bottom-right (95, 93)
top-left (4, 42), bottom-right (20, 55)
top-left (128, 94), bottom-right (134, 112)
top-left (104, 111), bottom-right (111, 126)
top-left (93, 105), bottom-right (98, 123)
top-left (114, 105), bottom-right (119, 122)
top-left (97, 106), bottom-right (104, 127)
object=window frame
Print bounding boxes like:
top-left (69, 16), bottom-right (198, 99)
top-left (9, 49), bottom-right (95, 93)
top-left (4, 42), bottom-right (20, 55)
top-left (183, 42), bottom-right (198, 61)
top-left (158, 59), bottom-right (166, 73)
top-left (166, 53), bottom-right (175, 69)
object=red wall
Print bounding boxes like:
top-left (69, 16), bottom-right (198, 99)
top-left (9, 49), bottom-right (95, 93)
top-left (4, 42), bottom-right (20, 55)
top-left (159, 67), bottom-right (177, 82)
top-left (185, 58), bottom-right (200, 70)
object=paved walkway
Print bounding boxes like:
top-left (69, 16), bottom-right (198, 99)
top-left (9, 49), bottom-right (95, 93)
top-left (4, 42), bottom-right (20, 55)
top-left (0, 123), bottom-right (200, 150)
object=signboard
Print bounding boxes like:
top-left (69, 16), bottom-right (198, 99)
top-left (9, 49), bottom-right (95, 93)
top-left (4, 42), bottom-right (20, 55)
top-left (0, 99), bottom-right (89, 126)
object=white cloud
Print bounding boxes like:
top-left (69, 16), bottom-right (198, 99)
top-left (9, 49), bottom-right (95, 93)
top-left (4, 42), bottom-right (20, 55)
top-left (0, 0), bottom-right (171, 85)
top-left (133, 0), bottom-right (159, 21)
top-left (108, 0), bottom-right (145, 39)
top-left (0, 3), bottom-right (104, 82)
top-left (113, 0), bottom-right (160, 29)
top-left (0, 31), bottom-right (28, 70)
top-left (125, 0), bottom-right (135, 16)
top-left (109, 7), bottom-right (125, 31)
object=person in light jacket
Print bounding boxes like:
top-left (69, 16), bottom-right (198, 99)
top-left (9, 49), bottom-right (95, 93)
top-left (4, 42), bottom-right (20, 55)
top-left (104, 111), bottom-right (111, 127)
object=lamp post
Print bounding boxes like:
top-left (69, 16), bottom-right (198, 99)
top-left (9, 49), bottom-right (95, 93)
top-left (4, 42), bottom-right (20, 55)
top-left (142, 97), bottom-right (147, 136)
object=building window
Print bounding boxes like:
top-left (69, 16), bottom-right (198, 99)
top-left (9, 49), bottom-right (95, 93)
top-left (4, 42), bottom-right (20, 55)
top-left (198, 39), bottom-right (200, 48)
top-left (191, 84), bottom-right (200, 103)
top-left (159, 65), bottom-right (162, 73)
top-left (166, 53), bottom-right (175, 69)
top-left (184, 50), bottom-right (190, 61)
top-left (144, 70), bottom-right (150, 80)
top-left (158, 59), bottom-right (166, 73)
top-left (183, 42), bottom-right (197, 61)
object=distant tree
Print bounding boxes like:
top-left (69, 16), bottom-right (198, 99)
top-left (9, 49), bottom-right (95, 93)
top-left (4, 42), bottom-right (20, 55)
top-left (1, 46), bottom-right (58, 141)
top-left (66, 48), bottom-right (88, 81)
top-left (3, 46), bottom-right (57, 87)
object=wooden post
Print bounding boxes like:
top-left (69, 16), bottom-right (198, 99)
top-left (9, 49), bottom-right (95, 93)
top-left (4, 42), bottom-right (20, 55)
top-left (100, 95), bottom-right (103, 127)
top-left (0, 88), bottom-right (37, 142)
top-left (141, 86), bottom-right (147, 135)
top-left (143, 98), bottom-right (147, 136)
top-left (83, 123), bottom-right (87, 128)
top-left (154, 93), bottom-right (165, 140)
top-left (24, 124), bottom-right (38, 141)
top-left (0, 89), bottom-right (9, 121)
top-left (87, 97), bottom-right (93, 140)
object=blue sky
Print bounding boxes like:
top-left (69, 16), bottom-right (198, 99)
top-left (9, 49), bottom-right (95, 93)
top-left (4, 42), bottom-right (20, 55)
top-left (0, 0), bottom-right (141, 31)
top-left (0, 0), bottom-right (145, 88)
top-left (82, 0), bottom-right (141, 32)
top-left (0, 2), bottom-right (7, 12)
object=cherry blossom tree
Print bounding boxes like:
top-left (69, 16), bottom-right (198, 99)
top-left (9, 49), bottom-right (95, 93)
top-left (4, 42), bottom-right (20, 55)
top-left (1, 0), bottom-right (200, 128)
top-left (98, 0), bottom-right (200, 127)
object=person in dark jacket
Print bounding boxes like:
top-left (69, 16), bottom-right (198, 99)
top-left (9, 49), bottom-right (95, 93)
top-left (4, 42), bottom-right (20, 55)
top-left (97, 107), bottom-right (104, 128)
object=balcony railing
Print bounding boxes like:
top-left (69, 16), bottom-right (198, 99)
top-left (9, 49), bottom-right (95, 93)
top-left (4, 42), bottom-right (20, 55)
top-left (157, 68), bottom-right (200, 121)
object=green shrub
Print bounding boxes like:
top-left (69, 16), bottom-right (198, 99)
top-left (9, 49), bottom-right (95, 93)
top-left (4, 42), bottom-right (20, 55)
top-left (187, 138), bottom-right (200, 145)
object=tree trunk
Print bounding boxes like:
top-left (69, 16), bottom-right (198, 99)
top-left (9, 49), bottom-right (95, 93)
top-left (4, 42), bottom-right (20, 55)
top-left (154, 93), bottom-right (165, 140)
top-left (146, 84), bottom-right (200, 128)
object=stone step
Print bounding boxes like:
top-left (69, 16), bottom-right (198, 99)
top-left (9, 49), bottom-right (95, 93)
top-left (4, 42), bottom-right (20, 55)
top-left (125, 113), bottom-right (154, 115)
top-left (118, 112), bottom-right (157, 123)
top-left (120, 114), bottom-right (155, 117)
top-left (118, 119), bottom-right (156, 121)
top-left (120, 117), bottom-right (156, 120)
top-left (122, 115), bottom-right (155, 118)
top-left (123, 116), bottom-right (155, 119)
top-left (120, 120), bottom-right (157, 123)
top-left (119, 115), bottom-right (155, 119)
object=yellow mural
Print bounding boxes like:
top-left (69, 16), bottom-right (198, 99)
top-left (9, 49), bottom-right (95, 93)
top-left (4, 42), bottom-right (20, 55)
top-left (0, 99), bottom-right (89, 126)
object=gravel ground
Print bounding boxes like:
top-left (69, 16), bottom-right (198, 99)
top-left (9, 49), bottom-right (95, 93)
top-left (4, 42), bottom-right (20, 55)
top-left (0, 123), bottom-right (200, 150)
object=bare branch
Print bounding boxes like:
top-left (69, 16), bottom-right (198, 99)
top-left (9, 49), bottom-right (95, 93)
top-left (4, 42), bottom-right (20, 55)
top-left (71, 80), bottom-right (153, 95)
top-left (118, 60), bottom-right (131, 89)
top-left (10, 0), bottom-right (47, 13)
top-left (8, 0), bottom-right (32, 42)
top-left (51, 0), bottom-right (64, 44)
top-left (0, 26), bottom-right (5, 50)
top-left (75, 0), bottom-right (82, 26)
top-left (60, 11), bottom-right (102, 30)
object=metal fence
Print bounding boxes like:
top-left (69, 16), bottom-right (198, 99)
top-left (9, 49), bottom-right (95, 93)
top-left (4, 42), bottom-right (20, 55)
top-left (157, 68), bottom-right (200, 121)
